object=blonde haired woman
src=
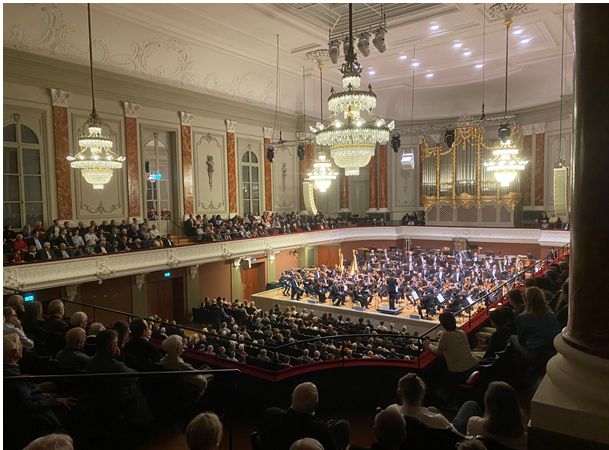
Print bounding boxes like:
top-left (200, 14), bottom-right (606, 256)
top-left (186, 412), bottom-right (223, 450)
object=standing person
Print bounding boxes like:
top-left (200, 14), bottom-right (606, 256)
top-left (387, 272), bottom-right (398, 310)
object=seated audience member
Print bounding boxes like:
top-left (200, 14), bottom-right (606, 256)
top-left (13, 233), bottom-right (28, 253)
top-left (500, 306), bottom-right (517, 335)
top-left (23, 433), bottom-right (74, 450)
top-left (149, 224), bottom-right (161, 239)
top-left (83, 240), bottom-right (96, 255)
top-left (41, 300), bottom-right (68, 333)
top-left (95, 240), bottom-right (110, 254)
top-left (510, 287), bottom-right (561, 365)
top-left (259, 382), bottom-right (350, 450)
top-left (84, 227), bottom-right (98, 245)
top-left (186, 411), bottom-right (223, 450)
top-left (112, 320), bottom-right (130, 357)
top-left (56, 243), bottom-right (73, 259)
top-left (67, 311), bottom-right (88, 332)
top-left (56, 327), bottom-right (90, 370)
top-left (22, 301), bottom-right (44, 335)
top-left (7, 294), bottom-right (25, 321)
top-left (351, 408), bottom-right (406, 450)
top-left (4, 334), bottom-right (76, 443)
top-left (117, 236), bottom-right (131, 251)
top-left (160, 335), bottom-right (208, 398)
top-left (141, 233), bottom-right (154, 249)
top-left (154, 235), bottom-right (164, 248)
top-left (86, 322), bottom-right (105, 346)
top-left (36, 242), bottom-right (56, 260)
top-left (123, 318), bottom-right (162, 371)
top-left (163, 234), bottom-right (176, 247)
top-left (473, 309), bottom-right (512, 363)
top-left (290, 438), bottom-right (325, 450)
top-left (3, 306), bottom-right (35, 350)
top-left (507, 289), bottom-right (525, 317)
top-left (423, 312), bottom-right (478, 391)
top-left (467, 382), bottom-right (527, 450)
top-left (457, 440), bottom-right (488, 450)
top-left (392, 373), bottom-right (481, 435)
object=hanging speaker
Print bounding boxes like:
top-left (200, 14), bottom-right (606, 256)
top-left (243, 259), bottom-right (252, 270)
top-left (553, 167), bottom-right (569, 218)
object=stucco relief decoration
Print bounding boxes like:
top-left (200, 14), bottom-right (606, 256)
top-left (179, 111), bottom-right (193, 126)
top-left (135, 273), bottom-right (146, 290)
top-left (122, 101), bottom-right (139, 118)
top-left (264, 238), bottom-right (275, 256)
top-left (189, 265), bottom-right (199, 280)
top-left (4, 272), bottom-right (24, 291)
top-left (299, 236), bottom-right (309, 249)
top-left (167, 250), bottom-right (181, 269)
top-left (198, 200), bottom-right (224, 210)
top-left (281, 163), bottom-right (287, 192)
top-left (65, 284), bottom-right (79, 302)
top-left (275, 199), bottom-right (294, 209)
top-left (50, 88), bottom-right (71, 107)
top-left (80, 200), bottom-right (121, 214)
top-left (224, 119), bottom-right (237, 134)
top-left (96, 260), bottom-right (115, 284)
top-left (221, 243), bottom-right (233, 261)
top-left (206, 155), bottom-right (215, 191)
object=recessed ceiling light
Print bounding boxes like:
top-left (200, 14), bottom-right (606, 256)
top-left (411, 62), bottom-right (420, 67)
top-left (520, 39), bottom-right (531, 44)
top-left (430, 25), bottom-right (439, 30)
top-left (369, 71), bottom-right (376, 75)
top-left (475, 64), bottom-right (483, 69)
top-left (426, 73), bottom-right (434, 78)
top-left (453, 43), bottom-right (462, 48)
top-left (399, 55), bottom-right (407, 60)
top-left (463, 52), bottom-right (472, 57)
top-left (513, 29), bottom-right (523, 35)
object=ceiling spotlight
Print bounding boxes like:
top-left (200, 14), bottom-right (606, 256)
top-left (391, 134), bottom-right (401, 153)
top-left (373, 27), bottom-right (387, 53)
top-left (513, 29), bottom-right (523, 35)
top-left (498, 123), bottom-right (511, 144)
top-left (399, 55), bottom-right (407, 60)
top-left (411, 61), bottom-right (419, 67)
top-left (520, 38), bottom-right (531, 44)
top-left (444, 129), bottom-right (456, 148)
top-left (475, 64), bottom-right (484, 69)
top-left (329, 39), bottom-right (341, 64)
top-left (463, 51), bottom-right (472, 57)
top-left (266, 147), bottom-right (275, 163)
top-left (430, 25), bottom-right (439, 30)
top-left (426, 73), bottom-right (433, 78)
top-left (453, 43), bottom-right (462, 48)
top-left (343, 35), bottom-right (352, 56)
top-left (358, 32), bottom-right (371, 57)
top-left (368, 71), bottom-right (376, 75)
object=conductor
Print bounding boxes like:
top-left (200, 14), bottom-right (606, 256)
top-left (387, 272), bottom-right (398, 310)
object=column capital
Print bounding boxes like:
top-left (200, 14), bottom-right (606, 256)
top-left (418, 135), bottom-right (424, 145)
top-left (179, 111), bottom-right (193, 126)
top-left (534, 122), bottom-right (546, 134)
top-left (521, 124), bottom-right (534, 136)
top-left (225, 119), bottom-right (237, 133)
top-left (263, 126), bottom-right (274, 140)
top-left (429, 133), bottom-right (443, 144)
top-left (49, 88), bottom-right (71, 108)
top-left (122, 101), bottom-right (140, 118)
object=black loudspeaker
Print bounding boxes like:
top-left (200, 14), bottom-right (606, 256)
top-left (243, 259), bottom-right (252, 269)
top-left (308, 299), bottom-right (317, 304)
top-left (410, 314), bottom-right (421, 320)
top-left (352, 306), bottom-right (364, 311)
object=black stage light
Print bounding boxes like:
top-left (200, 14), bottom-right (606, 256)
top-left (444, 129), bottom-right (455, 148)
top-left (498, 123), bottom-right (511, 143)
top-left (297, 143), bottom-right (306, 161)
top-left (267, 147), bottom-right (275, 163)
top-left (391, 134), bottom-right (401, 153)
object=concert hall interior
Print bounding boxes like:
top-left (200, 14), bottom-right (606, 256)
top-left (3, 3), bottom-right (609, 450)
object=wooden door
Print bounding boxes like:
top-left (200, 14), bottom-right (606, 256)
top-left (318, 245), bottom-right (340, 267)
top-left (148, 278), bottom-right (184, 322)
top-left (242, 264), bottom-right (261, 301)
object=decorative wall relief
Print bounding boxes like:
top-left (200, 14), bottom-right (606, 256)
top-left (80, 200), bottom-right (122, 214)
top-left (194, 132), bottom-right (226, 215)
top-left (272, 146), bottom-right (297, 212)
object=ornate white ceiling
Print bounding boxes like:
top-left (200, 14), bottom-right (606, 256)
top-left (3, 3), bottom-right (574, 122)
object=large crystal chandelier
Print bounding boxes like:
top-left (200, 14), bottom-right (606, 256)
top-left (306, 150), bottom-right (338, 192)
top-left (485, 3), bottom-right (528, 187)
top-left (311, 3), bottom-right (394, 176)
top-left (67, 4), bottom-right (124, 189)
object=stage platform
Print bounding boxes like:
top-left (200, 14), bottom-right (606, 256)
top-left (252, 288), bottom-right (441, 336)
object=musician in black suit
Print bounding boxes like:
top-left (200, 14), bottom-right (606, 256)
top-left (315, 280), bottom-right (327, 303)
top-left (330, 282), bottom-right (345, 306)
top-left (290, 276), bottom-right (303, 300)
top-left (387, 273), bottom-right (398, 310)
top-left (547, 247), bottom-right (557, 262)
top-left (490, 264), bottom-right (501, 280)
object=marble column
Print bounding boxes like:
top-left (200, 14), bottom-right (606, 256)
top-left (521, 125), bottom-right (533, 207)
top-left (225, 119), bottom-right (238, 214)
top-left (296, 132), bottom-right (308, 214)
top-left (378, 143), bottom-right (388, 211)
top-left (530, 6), bottom-right (609, 448)
top-left (123, 102), bottom-right (141, 217)
top-left (534, 123), bottom-right (546, 206)
top-left (368, 144), bottom-right (378, 212)
top-left (263, 126), bottom-right (273, 212)
top-left (49, 88), bottom-right (73, 220)
top-left (339, 168), bottom-right (349, 211)
top-left (418, 136), bottom-right (424, 208)
top-left (179, 111), bottom-right (194, 216)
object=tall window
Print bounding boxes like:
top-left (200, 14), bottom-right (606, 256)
top-left (241, 151), bottom-right (260, 214)
top-left (3, 123), bottom-right (44, 228)
top-left (143, 133), bottom-right (171, 218)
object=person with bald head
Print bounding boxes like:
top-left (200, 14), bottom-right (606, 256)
top-left (56, 327), bottom-right (89, 370)
top-left (350, 408), bottom-right (406, 450)
top-left (41, 299), bottom-right (68, 333)
top-left (289, 438), bottom-right (325, 450)
top-left (259, 382), bottom-right (350, 450)
top-left (7, 294), bottom-right (25, 318)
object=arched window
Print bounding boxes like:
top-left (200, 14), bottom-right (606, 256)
top-left (143, 133), bottom-right (171, 219)
top-left (3, 123), bottom-right (44, 228)
top-left (241, 150), bottom-right (260, 214)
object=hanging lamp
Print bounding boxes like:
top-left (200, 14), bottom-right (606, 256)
top-left (311, 3), bottom-right (394, 176)
top-left (67, 4), bottom-right (124, 189)
top-left (484, 3), bottom-right (528, 187)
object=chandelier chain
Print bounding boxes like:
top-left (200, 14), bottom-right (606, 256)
top-left (87, 3), bottom-right (96, 114)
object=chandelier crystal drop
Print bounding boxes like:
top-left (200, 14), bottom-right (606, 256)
top-left (312, 3), bottom-right (393, 176)
top-left (306, 150), bottom-right (338, 192)
top-left (67, 4), bottom-right (124, 190)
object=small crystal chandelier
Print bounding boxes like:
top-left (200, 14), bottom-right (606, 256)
top-left (306, 149), bottom-right (338, 192)
top-left (484, 3), bottom-right (528, 187)
top-left (311, 3), bottom-right (394, 176)
top-left (67, 4), bottom-right (124, 189)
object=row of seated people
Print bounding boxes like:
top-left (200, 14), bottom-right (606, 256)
top-left (3, 297), bottom-right (212, 449)
top-left (533, 212), bottom-right (568, 229)
top-left (183, 211), bottom-right (348, 241)
top-left (4, 217), bottom-right (178, 263)
top-left (400, 211), bottom-right (426, 226)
